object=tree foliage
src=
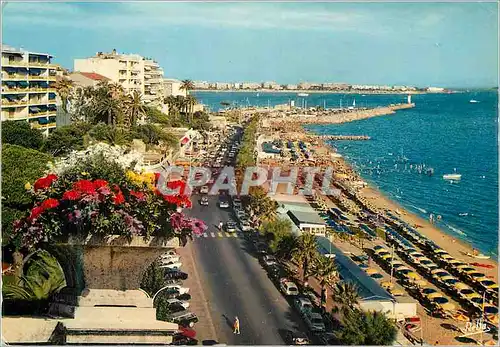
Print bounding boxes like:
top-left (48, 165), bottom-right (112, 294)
top-left (291, 232), bottom-right (319, 282)
top-left (260, 217), bottom-right (292, 253)
top-left (331, 281), bottom-right (360, 309)
top-left (1, 144), bottom-right (52, 243)
top-left (43, 122), bottom-right (92, 156)
top-left (1, 120), bottom-right (44, 150)
top-left (335, 308), bottom-right (397, 345)
top-left (140, 261), bottom-right (165, 297)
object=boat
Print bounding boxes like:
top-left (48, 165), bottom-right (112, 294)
top-left (466, 252), bottom-right (490, 260)
top-left (469, 99), bottom-right (479, 103)
top-left (459, 213), bottom-right (468, 216)
top-left (443, 168), bottom-right (461, 181)
top-left (297, 93), bottom-right (309, 97)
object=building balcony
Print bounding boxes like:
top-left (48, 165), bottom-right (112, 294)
top-left (3, 74), bottom-right (28, 80)
top-left (29, 100), bottom-right (50, 106)
top-left (28, 75), bottom-right (50, 80)
top-left (28, 87), bottom-right (51, 93)
top-left (1, 87), bottom-right (29, 94)
top-left (29, 110), bottom-right (56, 117)
top-left (28, 61), bottom-right (50, 67)
top-left (1, 99), bottom-right (28, 107)
top-left (2, 60), bottom-right (28, 67)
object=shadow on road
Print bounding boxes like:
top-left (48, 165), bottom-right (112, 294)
top-left (221, 314), bottom-right (234, 330)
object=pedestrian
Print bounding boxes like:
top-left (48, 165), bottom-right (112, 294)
top-left (233, 316), bottom-right (240, 334)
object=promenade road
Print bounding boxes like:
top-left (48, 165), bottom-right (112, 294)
top-left (186, 194), bottom-right (304, 345)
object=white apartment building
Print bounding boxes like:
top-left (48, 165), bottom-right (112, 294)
top-left (215, 82), bottom-right (231, 90)
top-left (286, 84), bottom-right (298, 90)
top-left (241, 82), bottom-right (261, 89)
top-left (163, 78), bottom-right (187, 97)
top-left (297, 82), bottom-right (321, 90)
top-left (1, 45), bottom-right (58, 135)
top-left (193, 81), bottom-right (210, 89)
top-left (263, 81), bottom-right (280, 90)
top-left (427, 87), bottom-right (445, 93)
top-left (74, 49), bottom-right (164, 104)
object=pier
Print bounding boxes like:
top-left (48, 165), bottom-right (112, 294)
top-left (321, 135), bottom-right (371, 141)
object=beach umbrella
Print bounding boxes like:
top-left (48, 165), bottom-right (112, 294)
top-left (380, 253), bottom-right (392, 260)
top-left (434, 249), bottom-right (448, 255)
top-left (426, 292), bottom-right (444, 300)
top-left (459, 267), bottom-right (477, 275)
top-left (483, 340), bottom-right (497, 346)
top-left (381, 281), bottom-right (394, 289)
top-left (390, 288), bottom-right (405, 297)
top-left (405, 272), bottom-right (421, 281)
top-left (452, 312), bottom-right (470, 322)
top-left (485, 314), bottom-right (499, 325)
top-left (469, 272), bottom-right (486, 281)
top-left (454, 282), bottom-right (471, 291)
top-left (371, 273), bottom-right (384, 279)
top-left (477, 278), bottom-right (498, 289)
top-left (422, 287), bottom-right (438, 296)
top-left (484, 305), bottom-right (499, 315)
top-left (374, 248), bottom-right (388, 254)
top-left (440, 253), bottom-right (454, 261)
top-left (436, 301), bottom-right (455, 312)
top-left (365, 268), bottom-right (378, 275)
top-left (415, 279), bottom-right (428, 288)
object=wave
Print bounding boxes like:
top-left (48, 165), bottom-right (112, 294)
top-left (446, 224), bottom-right (467, 236)
top-left (409, 205), bottom-right (427, 214)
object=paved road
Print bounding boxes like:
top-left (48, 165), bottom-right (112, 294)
top-left (187, 194), bottom-right (305, 345)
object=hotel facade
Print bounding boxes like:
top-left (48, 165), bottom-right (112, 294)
top-left (1, 45), bottom-right (58, 135)
top-left (74, 50), bottom-right (164, 105)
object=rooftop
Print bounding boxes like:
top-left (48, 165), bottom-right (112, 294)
top-left (74, 71), bottom-right (110, 81)
top-left (287, 210), bottom-right (326, 226)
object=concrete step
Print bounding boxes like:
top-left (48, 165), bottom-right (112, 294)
top-left (66, 334), bottom-right (173, 344)
top-left (77, 289), bottom-right (153, 308)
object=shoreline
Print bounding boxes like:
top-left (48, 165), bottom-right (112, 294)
top-left (316, 139), bottom-right (499, 279)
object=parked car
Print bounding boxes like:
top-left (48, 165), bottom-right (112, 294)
top-left (279, 278), bottom-right (299, 296)
top-left (303, 311), bottom-right (326, 332)
top-left (166, 298), bottom-right (190, 310)
top-left (226, 221), bottom-right (237, 233)
top-left (200, 197), bottom-right (209, 206)
top-left (158, 253), bottom-right (180, 264)
top-left (261, 255), bottom-right (278, 268)
top-left (235, 209), bottom-right (246, 220)
top-left (163, 284), bottom-right (189, 295)
top-left (293, 296), bottom-right (314, 315)
top-left (172, 335), bottom-right (198, 345)
top-left (240, 221), bottom-right (252, 231)
top-left (219, 199), bottom-right (230, 209)
top-left (255, 242), bottom-right (268, 255)
top-left (159, 261), bottom-right (182, 270)
top-left (267, 264), bottom-right (286, 282)
top-left (164, 269), bottom-right (188, 281)
top-left (200, 185), bottom-right (210, 194)
top-left (284, 330), bottom-right (310, 345)
top-left (167, 311), bottom-right (199, 328)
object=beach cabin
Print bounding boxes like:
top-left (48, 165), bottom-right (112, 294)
top-left (316, 236), bottom-right (417, 320)
top-left (287, 210), bottom-right (327, 235)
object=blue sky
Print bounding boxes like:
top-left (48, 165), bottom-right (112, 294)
top-left (2, 1), bottom-right (498, 88)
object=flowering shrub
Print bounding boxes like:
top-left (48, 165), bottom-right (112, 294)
top-left (12, 148), bottom-right (207, 250)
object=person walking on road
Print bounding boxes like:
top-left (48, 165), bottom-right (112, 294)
top-left (219, 221), bottom-right (224, 231)
top-left (233, 316), bottom-right (240, 334)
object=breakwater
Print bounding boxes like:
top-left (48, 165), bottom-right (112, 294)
top-left (321, 135), bottom-right (371, 141)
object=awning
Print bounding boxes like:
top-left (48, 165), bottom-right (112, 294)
top-left (179, 327), bottom-right (196, 339)
top-left (29, 106), bottom-right (41, 112)
top-left (180, 136), bottom-right (190, 146)
top-left (38, 118), bottom-right (49, 124)
top-left (18, 81), bottom-right (29, 86)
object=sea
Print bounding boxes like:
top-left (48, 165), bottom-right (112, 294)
top-left (193, 90), bottom-right (499, 256)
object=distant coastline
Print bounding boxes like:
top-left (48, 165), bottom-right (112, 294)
top-left (193, 89), bottom-right (431, 95)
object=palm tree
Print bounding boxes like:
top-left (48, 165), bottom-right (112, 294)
top-left (312, 255), bottom-right (338, 307)
top-left (3, 250), bottom-right (66, 301)
top-left (124, 91), bottom-right (146, 128)
top-left (335, 308), bottom-right (397, 345)
top-left (54, 77), bottom-right (74, 113)
top-left (291, 233), bottom-right (319, 283)
top-left (185, 94), bottom-right (197, 123)
top-left (94, 94), bottom-right (123, 126)
top-left (248, 186), bottom-right (278, 224)
top-left (276, 234), bottom-right (298, 259)
top-left (331, 281), bottom-right (360, 309)
top-left (180, 79), bottom-right (195, 94)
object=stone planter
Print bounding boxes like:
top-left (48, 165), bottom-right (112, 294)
top-left (50, 236), bottom-right (180, 292)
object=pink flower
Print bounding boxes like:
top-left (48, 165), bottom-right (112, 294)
top-left (190, 219), bottom-right (207, 235)
top-left (170, 212), bottom-right (184, 230)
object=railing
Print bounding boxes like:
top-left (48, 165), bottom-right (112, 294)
top-left (28, 75), bottom-right (50, 80)
top-left (1, 88), bottom-right (29, 93)
top-left (3, 74), bottom-right (28, 80)
top-left (1, 100), bottom-right (28, 107)
top-left (28, 61), bottom-right (50, 67)
top-left (2, 60), bottom-right (28, 67)
top-left (29, 100), bottom-right (49, 106)
top-left (29, 111), bottom-right (56, 117)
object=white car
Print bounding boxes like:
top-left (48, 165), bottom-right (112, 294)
top-left (219, 200), bottom-right (230, 208)
top-left (233, 201), bottom-right (242, 210)
top-left (241, 221), bottom-right (252, 231)
top-left (158, 255), bottom-right (180, 264)
top-left (166, 298), bottom-right (190, 309)
top-left (164, 284), bottom-right (189, 295)
top-left (159, 261), bottom-right (182, 270)
top-left (200, 186), bottom-right (209, 194)
top-left (280, 278), bottom-right (299, 296)
top-left (235, 209), bottom-right (247, 220)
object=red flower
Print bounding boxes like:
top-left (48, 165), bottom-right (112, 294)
top-left (111, 184), bottom-right (121, 193)
top-left (34, 174), bottom-right (58, 191)
top-left (130, 190), bottom-right (146, 201)
top-left (29, 206), bottom-right (45, 221)
top-left (74, 180), bottom-right (96, 194)
top-left (113, 192), bottom-right (125, 205)
top-left (154, 172), bottom-right (161, 183)
top-left (62, 190), bottom-right (81, 201)
top-left (93, 179), bottom-right (108, 189)
top-left (167, 180), bottom-right (187, 195)
top-left (41, 198), bottom-right (59, 210)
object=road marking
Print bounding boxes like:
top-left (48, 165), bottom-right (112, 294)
top-left (231, 233), bottom-right (238, 238)
top-left (218, 232), bottom-right (223, 237)
top-left (223, 232), bottom-right (230, 238)
top-left (202, 233), bottom-right (208, 238)
top-left (210, 232), bottom-right (215, 237)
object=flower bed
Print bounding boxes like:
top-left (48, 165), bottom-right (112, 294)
top-left (11, 144), bottom-right (206, 251)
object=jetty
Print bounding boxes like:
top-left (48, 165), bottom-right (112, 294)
top-left (321, 135), bottom-right (371, 141)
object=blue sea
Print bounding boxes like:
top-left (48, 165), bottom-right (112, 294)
top-left (193, 90), bottom-right (499, 256)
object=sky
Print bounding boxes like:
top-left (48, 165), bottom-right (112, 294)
top-left (2, 1), bottom-right (498, 88)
